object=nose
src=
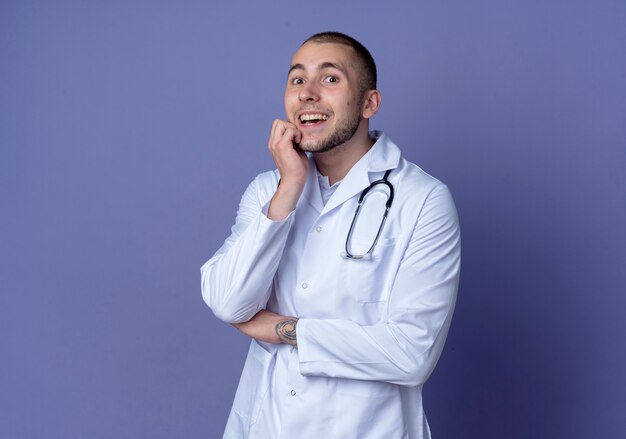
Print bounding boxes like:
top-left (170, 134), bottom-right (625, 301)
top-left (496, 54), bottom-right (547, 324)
top-left (299, 81), bottom-right (320, 102)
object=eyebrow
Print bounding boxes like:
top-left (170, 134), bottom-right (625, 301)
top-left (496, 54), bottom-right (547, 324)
top-left (287, 62), bottom-right (348, 76)
top-left (288, 63), bottom-right (305, 75)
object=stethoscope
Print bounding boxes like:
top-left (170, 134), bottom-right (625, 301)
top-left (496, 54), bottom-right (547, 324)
top-left (342, 169), bottom-right (394, 259)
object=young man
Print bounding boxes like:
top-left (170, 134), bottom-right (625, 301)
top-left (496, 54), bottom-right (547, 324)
top-left (201, 32), bottom-right (461, 439)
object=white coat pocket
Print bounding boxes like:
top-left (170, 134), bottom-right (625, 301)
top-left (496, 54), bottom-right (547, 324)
top-left (332, 378), bottom-right (404, 438)
top-left (341, 237), bottom-right (396, 303)
top-left (227, 340), bottom-right (275, 434)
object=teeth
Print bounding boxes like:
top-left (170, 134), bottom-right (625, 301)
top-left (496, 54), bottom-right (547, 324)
top-left (300, 113), bottom-right (329, 122)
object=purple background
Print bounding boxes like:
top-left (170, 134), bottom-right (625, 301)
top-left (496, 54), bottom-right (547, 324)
top-left (1, 1), bottom-right (625, 438)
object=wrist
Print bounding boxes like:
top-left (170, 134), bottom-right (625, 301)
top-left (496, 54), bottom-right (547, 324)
top-left (268, 183), bottom-right (304, 220)
top-left (275, 317), bottom-right (298, 346)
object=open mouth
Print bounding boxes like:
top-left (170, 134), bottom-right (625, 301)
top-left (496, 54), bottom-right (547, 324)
top-left (298, 113), bottom-right (329, 126)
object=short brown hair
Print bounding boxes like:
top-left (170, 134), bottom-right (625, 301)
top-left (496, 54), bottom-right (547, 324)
top-left (302, 31), bottom-right (377, 94)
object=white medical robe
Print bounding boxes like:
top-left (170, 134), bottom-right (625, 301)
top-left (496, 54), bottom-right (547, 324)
top-left (201, 132), bottom-right (461, 439)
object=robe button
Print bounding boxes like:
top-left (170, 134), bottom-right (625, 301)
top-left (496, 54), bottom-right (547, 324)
top-left (316, 226), bottom-right (322, 232)
top-left (290, 390), bottom-right (296, 396)
top-left (301, 282), bottom-right (308, 289)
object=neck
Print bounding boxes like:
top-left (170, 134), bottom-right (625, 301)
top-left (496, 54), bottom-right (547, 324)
top-left (313, 122), bottom-right (374, 185)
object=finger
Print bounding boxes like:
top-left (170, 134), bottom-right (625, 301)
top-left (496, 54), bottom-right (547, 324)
top-left (282, 127), bottom-right (301, 148)
top-left (269, 120), bottom-right (294, 150)
top-left (269, 119), bottom-right (283, 149)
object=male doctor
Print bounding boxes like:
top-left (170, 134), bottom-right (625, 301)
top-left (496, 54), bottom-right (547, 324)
top-left (201, 32), bottom-right (461, 439)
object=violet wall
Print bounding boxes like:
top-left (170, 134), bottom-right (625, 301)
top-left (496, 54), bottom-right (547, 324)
top-left (1, 1), bottom-right (625, 437)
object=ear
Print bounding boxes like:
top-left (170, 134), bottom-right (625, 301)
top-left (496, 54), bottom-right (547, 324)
top-left (361, 89), bottom-right (382, 119)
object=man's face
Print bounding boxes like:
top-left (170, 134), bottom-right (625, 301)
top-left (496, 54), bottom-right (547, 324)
top-left (285, 42), bottom-right (365, 153)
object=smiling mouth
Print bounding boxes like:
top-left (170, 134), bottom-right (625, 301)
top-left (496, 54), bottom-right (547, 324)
top-left (299, 113), bottom-right (329, 125)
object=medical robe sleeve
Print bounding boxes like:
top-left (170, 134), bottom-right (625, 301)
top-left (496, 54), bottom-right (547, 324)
top-left (297, 185), bottom-right (460, 387)
top-left (200, 172), bottom-right (292, 324)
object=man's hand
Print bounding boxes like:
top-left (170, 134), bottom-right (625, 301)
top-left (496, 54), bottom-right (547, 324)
top-left (232, 310), bottom-right (298, 346)
top-left (267, 120), bottom-right (309, 220)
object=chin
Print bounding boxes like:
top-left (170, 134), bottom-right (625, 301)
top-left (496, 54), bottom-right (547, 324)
top-left (303, 142), bottom-right (343, 154)
top-left (298, 140), bottom-right (331, 153)
top-left (297, 136), bottom-right (322, 151)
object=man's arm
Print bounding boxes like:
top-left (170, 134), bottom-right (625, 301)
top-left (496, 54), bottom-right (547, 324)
top-left (200, 120), bottom-right (307, 324)
top-left (200, 174), bottom-right (291, 323)
top-left (266, 119), bottom-right (308, 220)
top-left (232, 310), bottom-right (299, 346)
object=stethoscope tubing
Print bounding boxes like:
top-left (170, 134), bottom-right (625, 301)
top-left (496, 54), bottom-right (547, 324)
top-left (343, 169), bottom-right (394, 259)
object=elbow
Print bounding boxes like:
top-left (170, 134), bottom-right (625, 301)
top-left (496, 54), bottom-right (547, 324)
top-left (201, 279), bottom-right (259, 324)
top-left (201, 284), bottom-right (256, 324)
top-left (200, 262), bottom-right (268, 324)
top-left (386, 334), bottom-right (444, 387)
top-left (211, 308), bottom-right (242, 324)
top-left (210, 301), bottom-right (259, 324)
top-left (397, 336), bottom-right (449, 386)
top-left (398, 359), bottom-right (437, 387)
top-left (200, 264), bottom-right (235, 323)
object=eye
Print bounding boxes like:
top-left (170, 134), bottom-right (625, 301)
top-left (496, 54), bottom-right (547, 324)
top-left (291, 77), bottom-right (304, 85)
top-left (324, 75), bottom-right (338, 83)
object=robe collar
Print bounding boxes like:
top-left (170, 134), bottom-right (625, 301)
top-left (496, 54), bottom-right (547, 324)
top-left (301, 131), bottom-right (401, 215)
